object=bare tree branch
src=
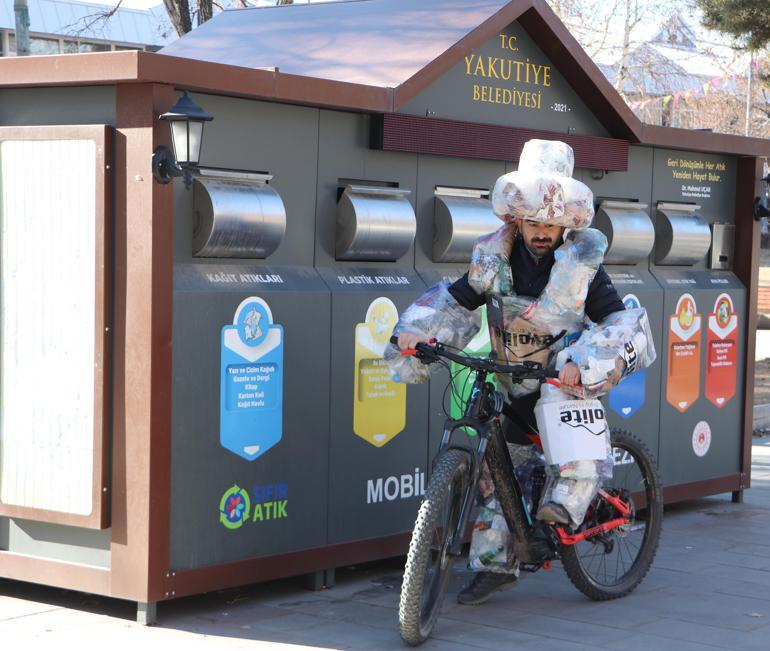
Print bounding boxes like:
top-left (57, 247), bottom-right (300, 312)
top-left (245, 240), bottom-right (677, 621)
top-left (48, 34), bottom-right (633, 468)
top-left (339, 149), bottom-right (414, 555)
top-left (58, 0), bottom-right (124, 39)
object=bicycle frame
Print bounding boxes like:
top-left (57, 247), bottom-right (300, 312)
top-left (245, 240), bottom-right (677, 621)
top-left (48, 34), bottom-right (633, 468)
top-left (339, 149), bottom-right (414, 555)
top-left (397, 338), bottom-right (635, 559)
top-left (436, 367), bottom-right (555, 564)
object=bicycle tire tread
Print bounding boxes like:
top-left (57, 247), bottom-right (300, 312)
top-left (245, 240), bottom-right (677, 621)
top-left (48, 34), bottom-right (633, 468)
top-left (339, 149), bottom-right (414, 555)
top-left (399, 449), bottom-right (469, 646)
top-left (560, 429), bottom-right (663, 601)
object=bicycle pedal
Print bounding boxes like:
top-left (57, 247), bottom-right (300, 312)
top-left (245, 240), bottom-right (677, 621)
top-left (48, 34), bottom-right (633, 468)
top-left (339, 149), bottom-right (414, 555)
top-left (518, 561), bottom-right (552, 573)
top-left (514, 537), bottom-right (555, 564)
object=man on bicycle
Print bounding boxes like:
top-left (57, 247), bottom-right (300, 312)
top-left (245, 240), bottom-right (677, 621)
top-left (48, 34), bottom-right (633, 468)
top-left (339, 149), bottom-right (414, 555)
top-left (389, 139), bottom-right (654, 606)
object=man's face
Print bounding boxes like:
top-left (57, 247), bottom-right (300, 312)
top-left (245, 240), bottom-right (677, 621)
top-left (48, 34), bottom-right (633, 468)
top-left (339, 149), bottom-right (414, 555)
top-left (517, 219), bottom-right (565, 258)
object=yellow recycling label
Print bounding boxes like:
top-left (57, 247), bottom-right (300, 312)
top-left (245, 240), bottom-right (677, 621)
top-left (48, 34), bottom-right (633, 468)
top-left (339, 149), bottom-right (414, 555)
top-left (353, 297), bottom-right (405, 447)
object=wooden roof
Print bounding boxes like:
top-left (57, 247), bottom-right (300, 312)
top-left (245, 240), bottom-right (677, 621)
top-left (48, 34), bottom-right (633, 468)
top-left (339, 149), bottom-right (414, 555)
top-left (0, 0), bottom-right (767, 156)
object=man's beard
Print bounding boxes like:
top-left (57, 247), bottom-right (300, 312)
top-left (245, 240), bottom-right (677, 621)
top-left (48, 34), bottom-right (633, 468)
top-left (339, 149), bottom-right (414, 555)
top-left (525, 237), bottom-right (555, 258)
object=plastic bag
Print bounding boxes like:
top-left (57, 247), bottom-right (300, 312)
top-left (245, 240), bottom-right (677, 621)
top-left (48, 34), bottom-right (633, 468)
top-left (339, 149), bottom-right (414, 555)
top-left (489, 139), bottom-right (594, 229)
top-left (555, 307), bottom-right (657, 397)
top-left (468, 223), bottom-right (517, 295)
top-left (486, 293), bottom-right (576, 397)
top-left (384, 282), bottom-right (481, 384)
top-left (560, 177), bottom-right (595, 229)
top-left (540, 465), bottom-right (600, 528)
top-left (521, 228), bottom-right (607, 334)
top-left (535, 383), bottom-right (612, 528)
top-left (518, 138), bottom-right (574, 177)
top-left (468, 497), bottom-right (516, 573)
top-left (490, 171), bottom-right (566, 224)
top-left (468, 443), bottom-right (542, 574)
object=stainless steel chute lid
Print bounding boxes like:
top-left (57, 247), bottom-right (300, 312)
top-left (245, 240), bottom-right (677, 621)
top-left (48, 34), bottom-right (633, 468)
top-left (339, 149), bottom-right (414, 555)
top-left (592, 200), bottom-right (654, 264)
top-left (709, 223), bottom-right (735, 270)
top-left (336, 185), bottom-right (415, 261)
top-left (654, 202), bottom-right (711, 266)
top-left (433, 187), bottom-right (499, 263)
top-left (193, 169), bottom-right (286, 258)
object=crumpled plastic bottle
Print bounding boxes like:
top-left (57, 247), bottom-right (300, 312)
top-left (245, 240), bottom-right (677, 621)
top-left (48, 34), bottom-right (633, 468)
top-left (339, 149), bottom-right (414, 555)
top-left (468, 497), bottom-right (517, 574)
top-left (555, 307), bottom-right (657, 397)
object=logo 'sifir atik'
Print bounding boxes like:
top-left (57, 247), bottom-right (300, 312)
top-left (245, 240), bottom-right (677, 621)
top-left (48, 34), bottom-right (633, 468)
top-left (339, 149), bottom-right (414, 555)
top-left (219, 482), bottom-right (289, 530)
top-left (219, 484), bottom-right (251, 530)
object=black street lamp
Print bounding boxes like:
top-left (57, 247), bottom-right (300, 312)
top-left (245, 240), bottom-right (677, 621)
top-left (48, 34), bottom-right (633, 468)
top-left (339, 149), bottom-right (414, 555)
top-left (152, 91), bottom-right (213, 189)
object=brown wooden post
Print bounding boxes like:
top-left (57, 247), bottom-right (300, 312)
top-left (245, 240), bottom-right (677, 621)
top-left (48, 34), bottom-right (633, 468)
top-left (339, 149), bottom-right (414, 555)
top-left (112, 83), bottom-right (175, 603)
top-left (733, 156), bottom-right (763, 499)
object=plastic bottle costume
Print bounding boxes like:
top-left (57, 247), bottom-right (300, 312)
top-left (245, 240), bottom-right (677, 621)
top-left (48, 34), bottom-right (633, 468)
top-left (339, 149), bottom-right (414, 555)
top-left (385, 139), bottom-right (656, 573)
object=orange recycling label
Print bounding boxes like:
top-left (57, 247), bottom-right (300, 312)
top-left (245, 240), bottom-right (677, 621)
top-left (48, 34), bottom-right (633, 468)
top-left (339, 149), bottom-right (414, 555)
top-left (666, 293), bottom-right (701, 413)
top-left (705, 293), bottom-right (738, 409)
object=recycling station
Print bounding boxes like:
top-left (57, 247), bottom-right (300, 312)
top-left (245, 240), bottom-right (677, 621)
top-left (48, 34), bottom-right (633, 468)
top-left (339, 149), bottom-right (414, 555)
top-left (0, 0), bottom-right (766, 621)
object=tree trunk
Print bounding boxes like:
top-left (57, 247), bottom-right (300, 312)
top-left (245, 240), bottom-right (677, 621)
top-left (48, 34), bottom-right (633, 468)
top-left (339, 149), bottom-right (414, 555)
top-left (198, 0), bottom-right (213, 25)
top-left (163, 0), bottom-right (192, 36)
top-left (615, 0), bottom-right (636, 100)
top-left (13, 0), bottom-right (30, 56)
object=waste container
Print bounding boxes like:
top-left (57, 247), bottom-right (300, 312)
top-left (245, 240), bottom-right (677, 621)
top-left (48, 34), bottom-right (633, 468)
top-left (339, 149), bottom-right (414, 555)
top-left (650, 150), bottom-right (746, 492)
top-left (593, 199), bottom-right (664, 458)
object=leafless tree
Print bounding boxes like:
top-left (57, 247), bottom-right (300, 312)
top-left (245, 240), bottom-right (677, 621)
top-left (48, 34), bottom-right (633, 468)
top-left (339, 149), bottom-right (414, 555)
top-left (548, 0), bottom-right (770, 137)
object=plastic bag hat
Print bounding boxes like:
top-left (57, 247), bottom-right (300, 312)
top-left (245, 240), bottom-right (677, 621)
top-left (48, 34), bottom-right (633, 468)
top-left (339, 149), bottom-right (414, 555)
top-left (490, 139), bottom-right (594, 229)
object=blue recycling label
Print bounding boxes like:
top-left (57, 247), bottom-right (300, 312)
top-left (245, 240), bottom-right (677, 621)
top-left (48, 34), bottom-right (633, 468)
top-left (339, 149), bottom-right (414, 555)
top-left (220, 297), bottom-right (284, 461)
top-left (609, 294), bottom-right (646, 419)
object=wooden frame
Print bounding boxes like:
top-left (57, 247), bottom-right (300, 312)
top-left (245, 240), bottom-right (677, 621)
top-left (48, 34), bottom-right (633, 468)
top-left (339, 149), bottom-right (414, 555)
top-left (0, 0), bottom-right (765, 605)
top-left (0, 124), bottom-right (112, 529)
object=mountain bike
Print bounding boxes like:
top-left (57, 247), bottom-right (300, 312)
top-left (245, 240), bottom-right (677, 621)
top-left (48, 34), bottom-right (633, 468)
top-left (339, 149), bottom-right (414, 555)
top-left (392, 338), bottom-right (663, 646)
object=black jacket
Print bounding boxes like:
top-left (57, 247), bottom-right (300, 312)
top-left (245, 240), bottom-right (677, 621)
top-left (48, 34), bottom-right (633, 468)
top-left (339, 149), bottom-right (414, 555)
top-left (448, 236), bottom-right (624, 323)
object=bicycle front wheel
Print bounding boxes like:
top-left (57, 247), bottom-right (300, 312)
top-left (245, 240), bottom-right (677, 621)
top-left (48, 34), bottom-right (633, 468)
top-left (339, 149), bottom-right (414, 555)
top-left (399, 449), bottom-right (470, 646)
top-left (561, 429), bottom-right (663, 600)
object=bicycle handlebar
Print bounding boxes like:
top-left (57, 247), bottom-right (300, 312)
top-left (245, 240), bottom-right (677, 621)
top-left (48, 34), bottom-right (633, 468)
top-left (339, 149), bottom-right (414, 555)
top-left (389, 336), bottom-right (559, 381)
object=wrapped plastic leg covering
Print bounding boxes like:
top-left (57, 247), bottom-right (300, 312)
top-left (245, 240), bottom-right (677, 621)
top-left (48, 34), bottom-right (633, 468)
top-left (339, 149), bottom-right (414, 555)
top-left (535, 383), bottom-right (612, 528)
top-left (555, 307), bottom-right (657, 397)
top-left (384, 282), bottom-right (481, 384)
top-left (468, 443), bottom-right (544, 574)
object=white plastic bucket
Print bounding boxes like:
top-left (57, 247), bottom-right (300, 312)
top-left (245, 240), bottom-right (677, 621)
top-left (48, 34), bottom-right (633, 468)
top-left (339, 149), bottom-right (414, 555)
top-left (533, 399), bottom-right (609, 466)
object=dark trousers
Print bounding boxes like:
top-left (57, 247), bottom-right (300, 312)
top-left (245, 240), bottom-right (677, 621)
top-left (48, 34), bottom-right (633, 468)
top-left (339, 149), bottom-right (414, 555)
top-left (501, 391), bottom-right (540, 445)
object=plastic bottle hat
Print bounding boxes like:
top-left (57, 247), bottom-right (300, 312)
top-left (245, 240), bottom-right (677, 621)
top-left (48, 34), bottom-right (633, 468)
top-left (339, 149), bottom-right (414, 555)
top-left (490, 139), bottom-right (594, 229)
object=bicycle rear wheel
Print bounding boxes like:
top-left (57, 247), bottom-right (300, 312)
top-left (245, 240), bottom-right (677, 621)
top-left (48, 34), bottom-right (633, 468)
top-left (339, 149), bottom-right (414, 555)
top-left (561, 429), bottom-right (663, 600)
top-left (399, 449), bottom-right (470, 646)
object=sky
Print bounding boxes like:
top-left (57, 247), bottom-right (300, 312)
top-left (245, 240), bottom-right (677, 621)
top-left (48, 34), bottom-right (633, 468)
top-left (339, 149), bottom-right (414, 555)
top-left (86, 0), bottom-right (161, 9)
top-left (83, 0), bottom-right (309, 9)
top-left (76, 0), bottom-right (747, 72)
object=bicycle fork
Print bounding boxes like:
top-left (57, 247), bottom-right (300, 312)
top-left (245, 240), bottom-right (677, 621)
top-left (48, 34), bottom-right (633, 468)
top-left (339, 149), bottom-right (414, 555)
top-left (484, 420), bottom-right (555, 564)
top-left (436, 417), bottom-right (554, 564)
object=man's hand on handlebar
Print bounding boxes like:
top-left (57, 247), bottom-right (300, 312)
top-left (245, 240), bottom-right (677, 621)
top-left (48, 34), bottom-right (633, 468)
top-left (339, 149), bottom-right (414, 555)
top-left (558, 362), bottom-right (581, 386)
top-left (397, 332), bottom-right (429, 351)
top-left (558, 358), bottom-right (627, 392)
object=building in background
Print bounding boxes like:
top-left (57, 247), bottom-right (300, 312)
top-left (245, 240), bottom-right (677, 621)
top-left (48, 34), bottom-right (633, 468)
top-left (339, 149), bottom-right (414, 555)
top-left (596, 12), bottom-right (766, 136)
top-left (0, 0), bottom-right (174, 55)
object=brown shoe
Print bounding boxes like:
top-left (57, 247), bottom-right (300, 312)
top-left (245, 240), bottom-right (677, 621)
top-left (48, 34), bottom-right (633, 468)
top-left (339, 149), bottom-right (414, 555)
top-left (536, 501), bottom-right (571, 524)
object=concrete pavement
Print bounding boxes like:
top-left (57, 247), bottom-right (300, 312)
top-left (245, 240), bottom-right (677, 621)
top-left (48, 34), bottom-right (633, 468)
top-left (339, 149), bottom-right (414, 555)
top-left (2, 444), bottom-right (770, 650)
